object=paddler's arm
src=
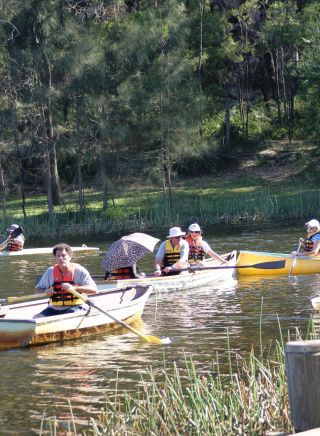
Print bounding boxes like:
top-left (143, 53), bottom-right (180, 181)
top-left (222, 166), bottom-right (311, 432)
top-left (202, 240), bottom-right (227, 264)
top-left (207, 249), bottom-right (227, 264)
top-left (61, 283), bottom-right (97, 295)
top-left (35, 268), bottom-right (54, 295)
top-left (154, 242), bottom-right (166, 276)
top-left (301, 240), bottom-right (320, 257)
top-left (0, 239), bottom-right (8, 251)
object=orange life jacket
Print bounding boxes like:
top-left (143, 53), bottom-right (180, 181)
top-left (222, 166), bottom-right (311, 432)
top-left (109, 267), bottom-right (136, 280)
top-left (7, 239), bottom-right (23, 251)
top-left (185, 235), bottom-right (205, 263)
top-left (50, 264), bottom-right (82, 306)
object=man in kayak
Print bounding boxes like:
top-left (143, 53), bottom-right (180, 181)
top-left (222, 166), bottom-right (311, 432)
top-left (292, 219), bottom-right (320, 257)
top-left (154, 227), bottom-right (189, 276)
top-left (185, 223), bottom-right (227, 265)
top-left (0, 224), bottom-right (25, 251)
top-left (35, 243), bottom-right (97, 317)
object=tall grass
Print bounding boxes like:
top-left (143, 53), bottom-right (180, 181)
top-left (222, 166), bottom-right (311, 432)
top-left (3, 184), bottom-right (320, 238)
top-left (40, 338), bottom-right (295, 435)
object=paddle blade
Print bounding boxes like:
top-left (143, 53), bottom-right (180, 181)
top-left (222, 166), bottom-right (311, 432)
top-left (142, 334), bottom-right (171, 345)
top-left (70, 288), bottom-right (171, 346)
top-left (251, 260), bottom-right (286, 269)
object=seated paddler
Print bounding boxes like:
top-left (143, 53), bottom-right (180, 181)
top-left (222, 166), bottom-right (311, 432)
top-left (35, 243), bottom-right (97, 317)
top-left (292, 219), bottom-right (320, 257)
top-left (154, 227), bottom-right (189, 276)
top-left (0, 223), bottom-right (25, 252)
top-left (186, 223), bottom-right (227, 266)
top-left (104, 263), bottom-right (145, 280)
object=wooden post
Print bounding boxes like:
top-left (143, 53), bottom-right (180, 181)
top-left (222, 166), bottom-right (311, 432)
top-left (285, 340), bottom-right (320, 432)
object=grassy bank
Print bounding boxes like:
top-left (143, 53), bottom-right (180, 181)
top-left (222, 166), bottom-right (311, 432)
top-left (40, 335), bottom-right (296, 435)
top-left (2, 179), bottom-right (320, 240)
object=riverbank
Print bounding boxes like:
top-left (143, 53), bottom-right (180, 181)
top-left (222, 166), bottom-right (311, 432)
top-left (2, 141), bottom-right (318, 240)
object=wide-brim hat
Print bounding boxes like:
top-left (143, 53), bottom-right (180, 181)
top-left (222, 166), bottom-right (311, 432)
top-left (305, 219), bottom-right (320, 228)
top-left (167, 227), bottom-right (186, 238)
top-left (188, 223), bottom-right (202, 232)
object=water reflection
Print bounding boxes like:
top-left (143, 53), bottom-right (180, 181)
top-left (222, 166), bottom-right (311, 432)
top-left (0, 224), bottom-right (319, 432)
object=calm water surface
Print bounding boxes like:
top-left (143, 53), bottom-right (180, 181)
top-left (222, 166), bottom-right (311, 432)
top-left (0, 223), bottom-right (319, 433)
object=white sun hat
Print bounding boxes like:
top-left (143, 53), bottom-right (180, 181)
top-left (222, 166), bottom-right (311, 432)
top-left (188, 223), bottom-right (202, 232)
top-left (305, 219), bottom-right (320, 228)
top-left (167, 227), bottom-right (186, 238)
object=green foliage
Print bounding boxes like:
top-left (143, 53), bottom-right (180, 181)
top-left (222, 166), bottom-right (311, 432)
top-left (0, 0), bottom-right (320, 206)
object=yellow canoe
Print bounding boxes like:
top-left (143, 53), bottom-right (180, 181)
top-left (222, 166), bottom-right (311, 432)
top-left (237, 250), bottom-right (320, 275)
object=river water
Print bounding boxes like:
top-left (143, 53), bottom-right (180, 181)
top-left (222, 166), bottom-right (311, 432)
top-left (0, 222), bottom-right (319, 433)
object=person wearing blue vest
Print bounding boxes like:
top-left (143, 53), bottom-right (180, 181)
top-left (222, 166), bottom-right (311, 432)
top-left (154, 227), bottom-right (189, 276)
top-left (292, 219), bottom-right (320, 257)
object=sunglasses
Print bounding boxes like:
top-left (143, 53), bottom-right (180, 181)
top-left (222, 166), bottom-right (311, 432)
top-left (173, 236), bottom-right (182, 239)
top-left (190, 231), bottom-right (201, 234)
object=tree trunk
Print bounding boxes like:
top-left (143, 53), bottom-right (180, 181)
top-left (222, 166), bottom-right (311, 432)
top-left (50, 142), bottom-right (61, 206)
top-left (75, 86), bottom-right (85, 212)
top-left (42, 53), bottom-right (61, 206)
top-left (0, 161), bottom-right (6, 222)
top-left (77, 153), bottom-right (85, 212)
top-left (225, 95), bottom-right (231, 148)
top-left (100, 146), bottom-right (109, 210)
top-left (41, 104), bottom-right (54, 215)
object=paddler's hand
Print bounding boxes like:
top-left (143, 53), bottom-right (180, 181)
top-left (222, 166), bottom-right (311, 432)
top-left (163, 266), bottom-right (174, 274)
top-left (44, 287), bottom-right (54, 296)
top-left (61, 283), bottom-right (77, 292)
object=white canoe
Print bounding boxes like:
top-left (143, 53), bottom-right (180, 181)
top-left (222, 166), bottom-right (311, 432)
top-left (0, 285), bottom-right (152, 349)
top-left (0, 245), bottom-right (99, 257)
top-left (311, 295), bottom-right (320, 312)
top-left (100, 251), bottom-right (237, 293)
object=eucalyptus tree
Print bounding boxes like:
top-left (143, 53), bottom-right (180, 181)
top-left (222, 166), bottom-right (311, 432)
top-left (0, 10), bottom-right (32, 219)
top-left (296, 2), bottom-right (320, 142)
top-left (1, 0), bottom-right (85, 213)
top-left (258, 0), bottom-right (303, 141)
top-left (123, 0), bottom-right (205, 210)
top-left (188, 0), bottom-right (241, 150)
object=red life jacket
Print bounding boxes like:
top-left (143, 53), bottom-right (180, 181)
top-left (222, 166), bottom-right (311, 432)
top-left (305, 231), bottom-right (320, 253)
top-left (185, 235), bottom-right (205, 263)
top-left (51, 264), bottom-right (82, 306)
top-left (7, 239), bottom-right (23, 251)
top-left (110, 267), bottom-right (136, 280)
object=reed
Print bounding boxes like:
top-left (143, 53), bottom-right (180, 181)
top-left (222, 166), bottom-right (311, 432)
top-left (40, 339), bottom-right (294, 435)
top-left (3, 184), bottom-right (320, 238)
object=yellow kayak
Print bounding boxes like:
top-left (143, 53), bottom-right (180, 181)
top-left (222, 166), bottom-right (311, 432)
top-left (237, 250), bottom-right (320, 275)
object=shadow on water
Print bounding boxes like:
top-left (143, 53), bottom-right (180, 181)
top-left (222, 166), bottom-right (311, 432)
top-left (0, 222), bottom-right (319, 432)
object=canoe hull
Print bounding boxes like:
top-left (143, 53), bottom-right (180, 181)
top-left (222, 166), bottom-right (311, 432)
top-left (237, 250), bottom-right (320, 275)
top-left (102, 251), bottom-right (237, 292)
top-left (311, 296), bottom-right (320, 312)
top-left (0, 246), bottom-right (99, 257)
top-left (0, 285), bottom-right (152, 349)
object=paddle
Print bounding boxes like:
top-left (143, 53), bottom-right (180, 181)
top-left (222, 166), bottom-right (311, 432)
top-left (288, 240), bottom-right (302, 276)
top-left (91, 260), bottom-right (286, 280)
top-left (0, 293), bottom-right (48, 304)
top-left (69, 288), bottom-right (171, 345)
top-left (185, 260), bottom-right (286, 271)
